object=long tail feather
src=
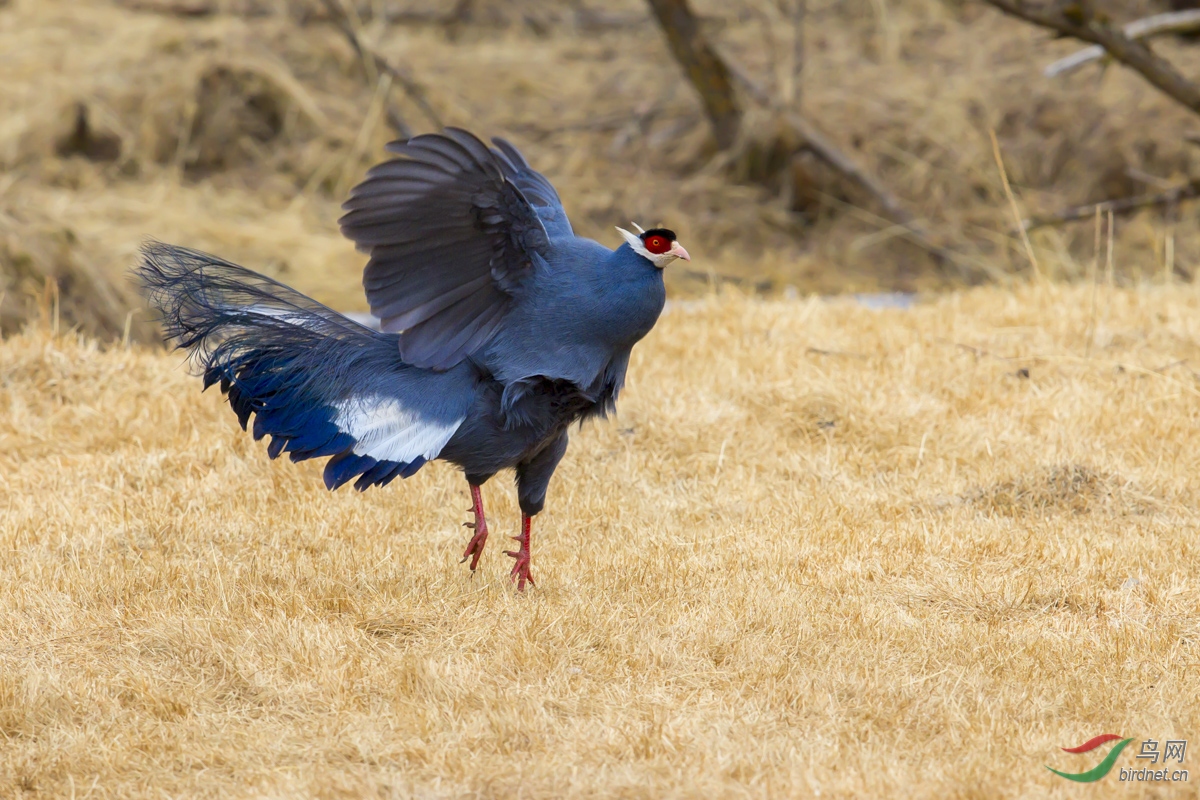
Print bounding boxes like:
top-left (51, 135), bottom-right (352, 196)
top-left (133, 241), bottom-right (455, 490)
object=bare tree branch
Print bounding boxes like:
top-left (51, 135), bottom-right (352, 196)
top-left (1021, 180), bottom-right (1200, 231)
top-left (790, 0), bottom-right (805, 109)
top-left (645, 0), bottom-right (741, 149)
top-left (115, 0), bottom-right (214, 16)
top-left (566, 0), bottom-right (643, 31)
top-left (318, 0), bottom-right (442, 136)
top-left (1045, 9), bottom-right (1200, 77)
top-left (645, 0), bottom-right (978, 276)
top-left (373, 2), bottom-right (472, 27)
top-left (722, 58), bottom-right (976, 273)
top-left (744, 0), bottom-right (804, 108)
top-left (644, 0), bottom-right (919, 238)
top-left (980, 0), bottom-right (1200, 115)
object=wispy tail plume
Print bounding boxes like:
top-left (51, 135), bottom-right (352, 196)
top-left (135, 241), bottom-right (375, 366)
top-left (132, 242), bottom-right (435, 491)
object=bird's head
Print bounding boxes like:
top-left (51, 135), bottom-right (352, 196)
top-left (616, 223), bottom-right (691, 269)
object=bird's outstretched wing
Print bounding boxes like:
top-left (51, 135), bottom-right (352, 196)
top-left (340, 128), bottom-right (560, 371)
top-left (489, 137), bottom-right (573, 240)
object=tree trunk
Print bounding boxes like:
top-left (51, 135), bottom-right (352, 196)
top-left (645, 0), bottom-right (741, 149)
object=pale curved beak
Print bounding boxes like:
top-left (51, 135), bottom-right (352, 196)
top-left (669, 242), bottom-right (691, 262)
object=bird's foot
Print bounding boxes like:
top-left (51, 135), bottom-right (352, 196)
top-left (504, 515), bottom-right (535, 592)
top-left (506, 546), bottom-right (534, 591)
top-left (461, 521), bottom-right (489, 571)
top-left (460, 484), bottom-right (489, 572)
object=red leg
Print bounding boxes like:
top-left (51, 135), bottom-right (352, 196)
top-left (505, 515), bottom-right (535, 591)
top-left (460, 484), bottom-right (489, 571)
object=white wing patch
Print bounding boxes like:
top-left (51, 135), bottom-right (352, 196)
top-left (333, 396), bottom-right (464, 464)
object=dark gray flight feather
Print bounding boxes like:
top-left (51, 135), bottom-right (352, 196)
top-left (339, 127), bottom-right (554, 371)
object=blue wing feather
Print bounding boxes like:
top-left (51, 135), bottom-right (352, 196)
top-left (339, 129), bottom-right (560, 371)
top-left (490, 136), bottom-right (574, 240)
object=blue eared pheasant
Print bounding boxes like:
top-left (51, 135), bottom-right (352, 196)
top-left (135, 128), bottom-right (690, 590)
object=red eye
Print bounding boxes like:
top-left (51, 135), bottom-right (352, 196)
top-left (644, 236), bottom-right (670, 255)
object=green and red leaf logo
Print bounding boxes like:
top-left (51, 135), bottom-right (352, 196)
top-left (1047, 734), bottom-right (1135, 782)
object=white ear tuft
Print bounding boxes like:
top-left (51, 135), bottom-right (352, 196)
top-left (616, 226), bottom-right (642, 249)
top-left (630, 221), bottom-right (645, 234)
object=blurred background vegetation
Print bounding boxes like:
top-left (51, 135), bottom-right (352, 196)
top-left (3, 0), bottom-right (1200, 341)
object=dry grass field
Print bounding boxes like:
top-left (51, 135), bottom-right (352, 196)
top-left (3, 282), bottom-right (1199, 798)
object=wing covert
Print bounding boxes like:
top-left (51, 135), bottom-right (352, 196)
top-left (490, 137), bottom-right (574, 240)
top-left (339, 128), bottom-right (554, 370)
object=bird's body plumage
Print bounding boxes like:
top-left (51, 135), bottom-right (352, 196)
top-left (136, 128), bottom-right (683, 589)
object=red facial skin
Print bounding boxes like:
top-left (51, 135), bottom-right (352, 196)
top-left (643, 235), bottom-right (671, 255)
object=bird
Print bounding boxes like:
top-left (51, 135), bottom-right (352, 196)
top-left (135, 127), bottom-right (690, 590)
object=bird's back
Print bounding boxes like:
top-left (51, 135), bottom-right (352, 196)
top-left (479, 238), bottom-right (667, 394)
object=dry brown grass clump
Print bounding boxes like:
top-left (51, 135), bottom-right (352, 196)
top-left (0, 203), bottom-right (156, 341)
top-left (964, 463), bottom-right (1160, 517)
top-left (2, 283), bottom-right (1198, 797)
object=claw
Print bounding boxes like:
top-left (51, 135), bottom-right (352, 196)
top-left (460, 484), bottom-right (489, 572)
top-left (461, 530), bottom-right (488, 570)
top-left (505, 514), bottom-right (535, 592)
top-left (507, 556), bottom-right (535, 591)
